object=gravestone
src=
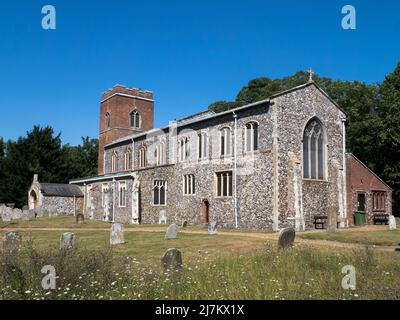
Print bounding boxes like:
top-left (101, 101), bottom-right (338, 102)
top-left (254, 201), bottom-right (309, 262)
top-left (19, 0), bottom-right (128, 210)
top-left (110, 223), bottom-right (125, 245)
top-left (181, 221), bottom-right (188, 228)
top-left (161, 248), bottom-right (182, 271)
top-left (1, 206), bottom-right (13, 222)
top-left (76, 213), bottom-right (85, 224)
top-left (165, 224), bottom-right (179, 240)
top-left (22, 210), bottom-right (35, 221)
top-left (11, 208), bottom-right (22, 220)
top-left (3, 231), bottom-right (22, 254)
top-left (208, 221), bottom-right (218, 235)
top-left (389, 215), bottom-right (397, 230)
top-left (278, 227), bottom-right (296, 249)
top-left (159, 210), bottom-right (167, 224)
top-left (60, 232), bottom-right (76, 250)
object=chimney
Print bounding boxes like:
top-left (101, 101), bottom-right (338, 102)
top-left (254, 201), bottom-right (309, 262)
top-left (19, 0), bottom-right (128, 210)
top-left (33, 174), bottom-right (38, 183)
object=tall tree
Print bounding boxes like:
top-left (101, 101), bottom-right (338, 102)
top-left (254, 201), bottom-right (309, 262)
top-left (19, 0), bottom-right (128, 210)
top-left (0, 127), bottom-right (98, 207)
top-left (377, 61), bottom-right (400, 213)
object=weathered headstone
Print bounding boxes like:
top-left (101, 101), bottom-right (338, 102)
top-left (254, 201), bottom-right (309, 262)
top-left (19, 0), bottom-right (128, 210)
top-left (3, 231), bottom-right (22, 254)
top-left (76, 213), bottom-right (85, 224)
top-left (181, 221), bottom-right (188, 228)
top-left (165, 224), bottom-right (179, 240)
top-left (278, 227), bottom-right (296, 249)
top-left (11, 208), bottom-right (22, 220)
top-left (389, 215), bottom-right (397, 230)
top-left (110, 223), bottom-right (125, 245)
top-left (22, 210), bottom-right (35, 221)
top-left (161, 248), bottom-right (182, 271)
top-left (159, 210), bottom-right (167, 224)
top-left (60, 232), bottom-right (76, 250)
top-left (208, 220), bottom-right (218, 235)
top-left (1, 206), bottom-right (13, 222)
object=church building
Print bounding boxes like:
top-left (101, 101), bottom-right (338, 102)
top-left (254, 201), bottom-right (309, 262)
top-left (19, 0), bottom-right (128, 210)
top-left (47, 79), bottom-right (391, 231)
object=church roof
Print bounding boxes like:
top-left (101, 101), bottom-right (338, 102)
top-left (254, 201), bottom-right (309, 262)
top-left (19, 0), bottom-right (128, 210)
top-left (104, 82), bottom-right (346, 148)
top-left (40, 183), bottom-right (84, 197)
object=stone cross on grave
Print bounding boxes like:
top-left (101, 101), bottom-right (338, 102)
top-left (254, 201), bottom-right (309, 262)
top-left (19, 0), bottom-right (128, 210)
top-left (307, 68), bottom-right (314, 82)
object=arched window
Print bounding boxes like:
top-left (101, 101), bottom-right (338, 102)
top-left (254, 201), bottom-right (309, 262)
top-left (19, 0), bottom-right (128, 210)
top-left (111, 151), bottom-right (118, 173)
top-left (153, 180), bottom-right (166, 205)
top-left (130, 110), bottom-right (140, 128)
top-left (303, 118), bottom-right (325, 180)
top-left (178, 137), bottom-right (190, 162)
top-left (155, 143), bottom-right (164, 166)
top-left (220, 127), bottom-right (231, 156)
top-left (138, 147), bottom-right (147, 169)
top-left (105, 112), bottom-right (111, 129)
top-left (245, 122), bottom-right (259, 152)
top-left (124, 148), bottom-right (132, 171)
top-left (198, 132), bottom-right (207, 159)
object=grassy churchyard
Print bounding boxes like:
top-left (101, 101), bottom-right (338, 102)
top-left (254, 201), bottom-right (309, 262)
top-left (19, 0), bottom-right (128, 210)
top-left (1, 216), bottom-right (400, 300)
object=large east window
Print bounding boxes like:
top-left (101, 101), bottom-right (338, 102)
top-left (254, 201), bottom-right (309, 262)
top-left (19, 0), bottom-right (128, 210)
top-left (303, 118), bottom-right (325, 180)
top-left (216, 171), bottom-right (232, 197)
top-left (153, 180), bottom-right (166, 205)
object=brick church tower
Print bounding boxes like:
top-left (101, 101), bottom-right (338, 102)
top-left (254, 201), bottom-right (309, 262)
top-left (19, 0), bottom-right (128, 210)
top-left (98, 85), bottom-right (154, 174)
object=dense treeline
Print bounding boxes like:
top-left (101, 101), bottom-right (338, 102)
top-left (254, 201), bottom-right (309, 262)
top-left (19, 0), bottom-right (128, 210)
top-left (208, 62), bottom-right (400, 215)
top-left (0, 126), bottom-right (98, 208)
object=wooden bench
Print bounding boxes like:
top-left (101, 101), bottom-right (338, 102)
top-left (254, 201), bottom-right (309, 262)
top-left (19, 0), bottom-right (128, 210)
top-left (314, 215), bottom-right (328, 229)
top-left (373, 213), bottom-right (389, 225)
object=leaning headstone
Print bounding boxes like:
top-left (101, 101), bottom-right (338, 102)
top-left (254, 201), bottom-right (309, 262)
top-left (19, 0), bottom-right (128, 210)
top-left (389, 215), bottom-right (397, 230)
top-left (181, 221), bottom-right (188, 228)
top-left (60, 232), bottom-right (76, 250)
top-left (110, 223), bottom-right (125, 245)
top-left (76, 213), bottom-right (85, 224)
top-left (165, 224), bottom-right (179, 240)
top-left (159, 210), bottom-right (167, 224)
top-left (278, 227), bottom-right (296, 249)
top-left (161, 248), bottom-right (182, 271)
top-left (208, 221), bottom-right (218, 235)
top-left (3, 231), bottom-right (22, 254)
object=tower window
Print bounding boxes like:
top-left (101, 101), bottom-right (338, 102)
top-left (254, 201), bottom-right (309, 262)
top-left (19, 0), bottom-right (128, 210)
top-left (105, 112), bottom-right (111, 129)
top-left (130, 110), bottom-right (140, 128)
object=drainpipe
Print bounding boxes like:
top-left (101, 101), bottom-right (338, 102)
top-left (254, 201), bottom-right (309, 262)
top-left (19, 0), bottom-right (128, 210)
top-left (233, 111), bottom-right (238, 229)
top-left (112, 178), bottom-right (116, 222)
top-left (83, 183), bottom-right (86, 215)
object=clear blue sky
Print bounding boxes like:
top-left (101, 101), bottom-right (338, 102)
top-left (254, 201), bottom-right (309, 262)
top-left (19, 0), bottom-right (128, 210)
top-left (1, 0), bottom-right (399, 146)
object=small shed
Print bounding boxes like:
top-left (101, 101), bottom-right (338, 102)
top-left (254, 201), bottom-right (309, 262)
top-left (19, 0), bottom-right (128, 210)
top-left (346, 153), bottom-right (393, 225)
top-left (28, 174), bottom-right (84, 216)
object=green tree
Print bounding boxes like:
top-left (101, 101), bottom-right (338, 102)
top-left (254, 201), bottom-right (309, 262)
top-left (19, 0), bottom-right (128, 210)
top-left (377, 61), bottom-right (400, 214)
top-left (0, 127), bottom-right (98, 207)
top-left (58, 137), bottom-right (98, 182)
